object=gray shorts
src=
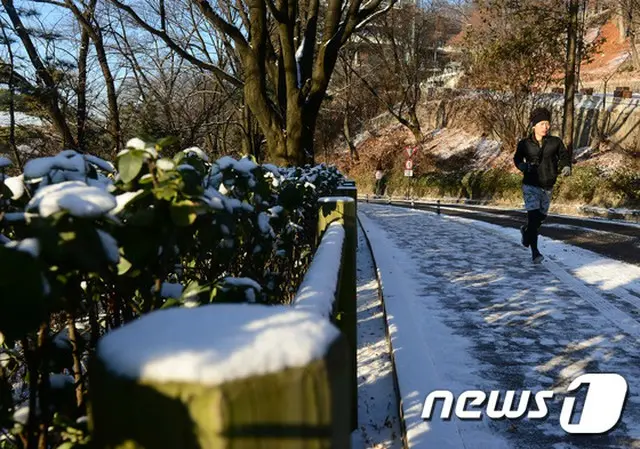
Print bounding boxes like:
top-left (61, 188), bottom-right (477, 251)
top-left (522, 184), bottom-right (553, 215)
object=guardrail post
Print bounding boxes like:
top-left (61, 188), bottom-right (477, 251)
top-left (336, 183), bottom-right (357, 217)
top-left (336, 183), bottom-right (357, 248)
top-left (317, 196), bottom-right (357, 432)
top-left (89, 305), bottom-right (351, 449)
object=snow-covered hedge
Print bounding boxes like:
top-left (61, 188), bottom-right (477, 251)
top-left (0, 138), bottom-right (344, 448)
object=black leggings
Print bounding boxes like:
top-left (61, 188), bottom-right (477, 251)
top-left (527, 210), bottom-right (546, 255)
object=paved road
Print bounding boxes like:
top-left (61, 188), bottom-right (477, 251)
top-left (363, 198), bottom-right (640, 266)
top-left (359, 202), bottom-right (640, 449)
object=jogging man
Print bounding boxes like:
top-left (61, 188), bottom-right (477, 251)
top-left (514, 107), bottom-right (571, 263)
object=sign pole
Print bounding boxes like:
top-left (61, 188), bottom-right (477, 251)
top-left (403, 146), bottom-right (416, 201)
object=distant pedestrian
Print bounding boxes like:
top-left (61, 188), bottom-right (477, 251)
top-left (375, 161), bottom-right (384, 196)
top-left (514, 107), bottom-right (571, 263)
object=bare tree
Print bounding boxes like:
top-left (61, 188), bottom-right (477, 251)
top-left (460, 0), bottom-right (566, 147)
top-left (563, 0), bottom-right (580, 162)
top-left (340, 51), bottom-right (360, 161)
top-left (611, 0), bottom-right (640, 70)
top-left (106, 11), bottom-right (246, 156)
top-left (108, 0), bottom-right (398, 165)
top-left (344, 3), bottom-right (458, 142)
top-left (32, 0), bottom-right (123, 154)
top-left (0, 18), bottom-right (23, 169)
top-left (314, 45), bottom-right (383, 163)
top-left (460, 0), bottom-right (599, 151)
top-left (1, 0), bottom-right (77, 149)
top-left (76, 5), bottom-right (91, 151)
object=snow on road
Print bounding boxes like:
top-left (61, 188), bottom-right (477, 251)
top-left (358, 202), bottom-right (640, 449)
top-left (352, 225), bottom-right (403, 449)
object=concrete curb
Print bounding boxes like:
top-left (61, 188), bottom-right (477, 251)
top-left (356, 214), bottom-right (409, 449)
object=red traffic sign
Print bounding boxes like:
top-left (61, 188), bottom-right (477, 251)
top-left (405, 146), bottom-right (417, 157)
top-left (405, 159), bottom-right (413, 170)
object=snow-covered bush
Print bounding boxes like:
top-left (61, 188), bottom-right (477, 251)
top-left (0, 139), bottom-right (344, 448)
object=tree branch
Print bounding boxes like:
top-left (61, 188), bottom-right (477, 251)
top-left (353, 0), bottom-right (397, 34)
top-left (1, 0), bottom-right (77, 148)
top-left (192, 0), bottom-right (250, 54)
top-left (109, 0), bottom-right (243, 87)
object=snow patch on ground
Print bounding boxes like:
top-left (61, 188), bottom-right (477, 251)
top-left (419, 128), bottom-right (502, 168)
top-left (351, 225), bottom-right (402, 449)
top-left (0, 111), bottom-right (45, 128)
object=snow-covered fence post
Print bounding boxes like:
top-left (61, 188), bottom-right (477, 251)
top-left (317, 196), bottom-right (357, 431)
top-left (335, 182), bottom-right (357, 218)
top-left (88, 304), bottom-right (352, 448)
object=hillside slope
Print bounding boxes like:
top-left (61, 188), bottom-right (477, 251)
top-left (327, 100), bottom-right (640, 212)
top-left (326, 10), bottom-right (640, 214)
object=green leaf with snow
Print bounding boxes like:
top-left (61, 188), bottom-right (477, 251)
top-left (117, 255), bottom-right (132, 275)
top-left (138, 174), bottom-right (155, 185)
top-left (153, 184), bottom-right (179, 201)
top-left (177, 280), bottom-right (211, 304)
top-left (118, 150), bottom-right (145, 184)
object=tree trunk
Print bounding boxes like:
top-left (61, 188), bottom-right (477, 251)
top-left (0, 22), bottom-right (22, 169)
top-left (286, 108), bottom-right (305, 165)
top-left (630, 32), bottom-right (640, 70)
top-left (36, 322), bottom-right (51, 449)
top-left (241, 105), bottom-right (252, 157)
top-left (617, 2), bottom-right (628, 42)
top-left (575, 0), bottom-right (587, 91)
top-left (241, 104), bottom-right (263, 161)
top-left (300, 111), bottom-right (316, 166)
top-left (77, 24), bottom-right (90, 151)
top-left (342, 112), bottom-right (359, 161)
top-left (95, 36), bottom-right (123, 155)
top-left (562, 0), bottom-right (579, 164)
top-left (2, 0), bottom-right (77, 149)
top-left (65, 0), bottom-right (122, 154)
top-left (408, 109), bottom-right (423, 142)
top-left (67, 314), bottom-right (85, 412)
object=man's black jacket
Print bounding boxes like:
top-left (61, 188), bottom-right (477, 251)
top-left (513, 135), bottom-right (570, 189)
